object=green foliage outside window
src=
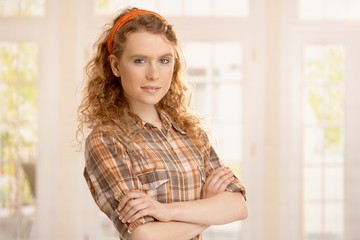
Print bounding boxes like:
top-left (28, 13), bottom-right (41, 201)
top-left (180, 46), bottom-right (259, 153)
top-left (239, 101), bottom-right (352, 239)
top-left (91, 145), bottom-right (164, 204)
top-left (305, 46), bottom-right (344, 150)
top-left (0, 0), bottom-right (45, 17)
top-left (303, 45), bottom-right (345, 237)
top-left (0, 43), bottom-right (37, 211)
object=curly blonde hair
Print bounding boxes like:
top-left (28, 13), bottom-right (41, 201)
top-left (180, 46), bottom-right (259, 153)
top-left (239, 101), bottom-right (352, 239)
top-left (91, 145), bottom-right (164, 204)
top-left (77, 7), bottom-right (204, 144)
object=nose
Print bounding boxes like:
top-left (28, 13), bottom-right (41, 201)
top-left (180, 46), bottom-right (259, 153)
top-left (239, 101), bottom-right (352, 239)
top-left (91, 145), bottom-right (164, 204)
top-left (146, 62), bottom-right (160, 80)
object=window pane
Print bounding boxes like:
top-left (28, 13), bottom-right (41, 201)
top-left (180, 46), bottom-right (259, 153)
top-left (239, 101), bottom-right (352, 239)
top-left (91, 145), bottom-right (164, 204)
top-left (95, 0), bottom-right (129, 15)
top-left (214, 43), bottom-right (242, 81)
top-left (94, 0), bottom-right (158, 15)
top-left (303, 47), bottom-right (345, 118)
top-left (213, 83), bottom-right (242, 121)
top-left (159, 0), bottom-right (182, 16)
top-left (303, 86), bottom-right (343, 126)
top-left (324, 203), bottom-right (343, 235)
top-left (212, 123), bottom-right (242, 164)
top-left (189, 82), bottom-right (212, 119)
top-left (324, 87), bottom-right (343, 125)
top-left (325, 0), bottom-right (346, 20)
top-left (303, 45), bottom-right (345, 164)
top-left (303, 167), bottom-right (322, 201)
top-left (349, 0), bottom-right (360, 20)
top-left (299, 0), bottom-right (324, 20)
top-left (185, 42), bottom-right (243, 83)
top-left (185, 0), bottom-right (211, 16)
top-left (94, 0), bottom-right (249, 17)
top-left (184, 42), bottom-right (212, 83)
top-left (129, 0), bottom-right (157, 11)
top-left (299, 0), bottom-right (360, 20)
top-left (303, 87), bottom-right (326, 125)
top-left (214, 0), bottom-right (248, 17)
top-left (0, 42), bottom-right (37, 223)
top-left (324, 128), bottom-right (343, 163)
top-left (303, 126), bottom-right (324, 163)
top-left (0, 0), bottom-right (45, 17)
top-left (304, 203), bottom-right (322, 236)
top-left (302, 45), bottom-right (345, 239)
top-left (324, 166), bottom-right (343, 199)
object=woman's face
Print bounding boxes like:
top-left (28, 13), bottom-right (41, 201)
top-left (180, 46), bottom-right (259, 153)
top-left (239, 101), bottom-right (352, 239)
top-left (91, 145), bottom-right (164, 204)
top-left (111, 31), bottom-right (175, 112)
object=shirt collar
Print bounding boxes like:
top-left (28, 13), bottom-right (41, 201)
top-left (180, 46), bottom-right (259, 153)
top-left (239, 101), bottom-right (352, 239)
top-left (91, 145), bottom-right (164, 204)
top-left (159, 111), bottom-right (186, 134)
top-left (120, 110), bottom-right (186, 135)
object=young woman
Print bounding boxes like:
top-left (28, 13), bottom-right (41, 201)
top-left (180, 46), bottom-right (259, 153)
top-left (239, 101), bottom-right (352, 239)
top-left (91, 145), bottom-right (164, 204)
top-left (77, 7), bottom-right (247, 240)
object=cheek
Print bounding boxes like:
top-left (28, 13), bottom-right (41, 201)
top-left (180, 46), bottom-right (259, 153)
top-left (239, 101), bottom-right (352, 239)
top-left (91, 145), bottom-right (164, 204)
top-left (120, 79), bottom-right (134, 93)
top-left (164, 76), bottom-right (174, 93)
top-left (119, 75), bottom-right (133, 93)
top-left (164, 66), bottom-right (175, 80)
top-left (119, 67), bottom-right (138, 86)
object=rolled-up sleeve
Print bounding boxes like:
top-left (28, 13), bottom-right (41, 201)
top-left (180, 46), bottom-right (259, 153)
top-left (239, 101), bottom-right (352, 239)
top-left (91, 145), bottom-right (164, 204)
top-left (200, 133), bottom-right (247, 200)
top-left (84, 130), bottom-right (154, 239)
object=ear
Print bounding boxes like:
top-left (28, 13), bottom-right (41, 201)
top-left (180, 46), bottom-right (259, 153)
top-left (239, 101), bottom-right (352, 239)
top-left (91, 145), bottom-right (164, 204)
top-left (109, 54), bottom-right (121, 77)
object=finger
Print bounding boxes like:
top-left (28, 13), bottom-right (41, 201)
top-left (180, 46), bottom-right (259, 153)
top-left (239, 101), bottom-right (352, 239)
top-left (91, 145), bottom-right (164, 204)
top-left (121, 202), bottom-right (146, 223)
top-left (119, 194), bottom-right (149, 218)
top-left (127, 208), bottom-right (152, 223)
top-left (120, 199), bottom-right (148, 223)
top-left (218, 171), bottom-right (234, 182)
top-left (215, 171), bottom-right (233, 185)
top-left (217, 175), bottom-right (235, 192)
top-left (208, 167), bottom-right (225, 177)
top-left (206, 168), bottom-right (229, 187)
top-left (118, 191), bottom-right (145, 210)
top-left (119, 197), bottom-right (143, 218)
top-left (211, 167), bottom-right (231, 179)
top-left (210, 171), bottom-right (234, 191)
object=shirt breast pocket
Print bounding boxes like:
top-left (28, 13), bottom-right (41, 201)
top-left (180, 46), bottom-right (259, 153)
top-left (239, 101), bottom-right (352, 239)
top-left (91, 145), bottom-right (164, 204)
top-left (137, 168), bottom-right (169, 202)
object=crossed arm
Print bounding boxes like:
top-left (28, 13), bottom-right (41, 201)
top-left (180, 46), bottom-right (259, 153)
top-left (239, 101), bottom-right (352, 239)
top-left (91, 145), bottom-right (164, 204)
top-left (118, 167), bottom-right (248, 240)
top-left (85, 131), bottom-right (247, 240)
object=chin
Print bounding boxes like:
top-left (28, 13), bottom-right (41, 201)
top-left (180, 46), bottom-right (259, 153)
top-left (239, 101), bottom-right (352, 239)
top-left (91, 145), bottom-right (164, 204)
top-left (143, 96), bottom-right (164, 105)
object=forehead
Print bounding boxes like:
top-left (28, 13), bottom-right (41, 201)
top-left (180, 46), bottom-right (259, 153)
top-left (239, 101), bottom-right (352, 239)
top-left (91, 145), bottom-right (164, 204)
top-left (123, 31), bottom-right (174, 56)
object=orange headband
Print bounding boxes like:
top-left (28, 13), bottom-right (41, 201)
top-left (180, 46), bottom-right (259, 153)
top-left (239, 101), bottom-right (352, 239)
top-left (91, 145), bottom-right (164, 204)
top-left (107, 9), bottom-right (166, 54)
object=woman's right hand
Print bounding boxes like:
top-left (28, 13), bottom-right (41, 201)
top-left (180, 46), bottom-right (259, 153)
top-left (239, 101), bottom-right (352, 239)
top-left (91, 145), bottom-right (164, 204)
top-left (201, 167), bottom-right (234, 199)
top-left (116, 190), bottom-right (172, 224)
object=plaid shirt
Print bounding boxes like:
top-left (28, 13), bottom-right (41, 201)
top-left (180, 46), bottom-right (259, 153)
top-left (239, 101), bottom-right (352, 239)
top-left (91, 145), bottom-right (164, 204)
top-left (84, 111), bottom-right (246, 240)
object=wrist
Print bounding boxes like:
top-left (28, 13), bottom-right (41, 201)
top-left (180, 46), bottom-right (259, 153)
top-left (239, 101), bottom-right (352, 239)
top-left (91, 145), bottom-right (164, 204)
top-left (165, 202), bottom-right (180, 222)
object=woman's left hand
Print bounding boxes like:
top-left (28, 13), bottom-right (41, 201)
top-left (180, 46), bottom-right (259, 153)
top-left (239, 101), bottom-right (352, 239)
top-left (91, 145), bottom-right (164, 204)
top-left (201, 167), bottom-right (234, 199)
top-left (117, 191), bottom-right (171, 223)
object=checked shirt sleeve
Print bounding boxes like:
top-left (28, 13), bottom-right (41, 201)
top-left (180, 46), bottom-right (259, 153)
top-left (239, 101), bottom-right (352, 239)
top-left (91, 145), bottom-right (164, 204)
top-left (83, 129), bottom-right (154, 239)
top-left (200, 132), bottom-right (247, 200)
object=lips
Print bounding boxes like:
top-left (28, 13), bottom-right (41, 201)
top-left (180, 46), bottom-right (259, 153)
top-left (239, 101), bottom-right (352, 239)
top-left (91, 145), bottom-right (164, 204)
top-left (141, 86), bottom-right (161, 93)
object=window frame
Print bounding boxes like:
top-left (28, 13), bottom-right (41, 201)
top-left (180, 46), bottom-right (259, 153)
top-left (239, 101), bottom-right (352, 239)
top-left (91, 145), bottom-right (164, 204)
top-left (280, 1), bottom-right (360, 239)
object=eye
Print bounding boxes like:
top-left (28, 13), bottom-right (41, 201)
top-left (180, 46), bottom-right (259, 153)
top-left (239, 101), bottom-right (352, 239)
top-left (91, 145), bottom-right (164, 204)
top-left (134, 58), bottom-right (146, 64)
top-left (159, 58), bottom-right (170, 64)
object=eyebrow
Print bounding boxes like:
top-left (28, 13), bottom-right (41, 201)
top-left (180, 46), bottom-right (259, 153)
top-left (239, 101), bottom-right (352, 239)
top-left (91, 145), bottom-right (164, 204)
top-left (130, 53), bottom-right (174, 59)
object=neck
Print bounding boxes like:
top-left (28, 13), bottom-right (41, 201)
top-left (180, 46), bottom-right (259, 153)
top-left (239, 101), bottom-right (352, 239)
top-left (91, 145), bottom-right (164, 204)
top-left (129, 104), bottom-right (162, 129)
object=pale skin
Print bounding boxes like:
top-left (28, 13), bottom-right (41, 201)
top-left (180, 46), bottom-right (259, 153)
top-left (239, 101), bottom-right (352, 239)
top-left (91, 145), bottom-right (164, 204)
top-left (127, 168), bottom-right (247, 240)
top-left (109, 31), bottom-right (247, 240)
top-left (109, 31), bottom-right (174, 128)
